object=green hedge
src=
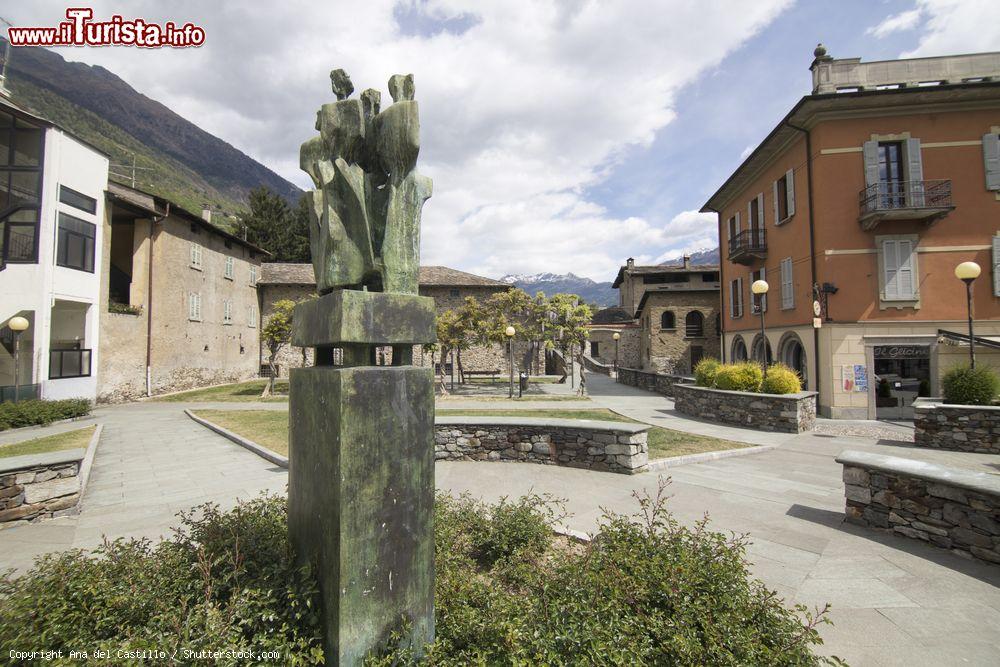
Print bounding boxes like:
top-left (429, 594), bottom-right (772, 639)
top-left (714, 362), bottom-right (764, 392)
top-left (694, 357), bottom-right (721, 388)
top-left (0, 399), bottom-right (91, 431)
top-left (942, 365), bottom-right (1000, 405)
top-left (1, 491), bottom-right (836, 665)
top-left (760, 363), bottom-right (803, 395)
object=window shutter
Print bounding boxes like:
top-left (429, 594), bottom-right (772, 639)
top-left (781, 258), bottom-right (794, 309)
top-left (993, 236), bottom-right (1000, 297)
top-left (883, 240), bottom-right (899, 299)
top-left (905, 138), bottom-right (925, 206)
top-left (863, 141), bottom-right (880, 188)
top-left (984, 133), bottom-right (1000, 191)
top-left (735, 210), bottom-right (741, 233)
top-left (772, 180), bottom-right (780, 224)
top-left (760, 267), bottom-right (767, 312)
top-left (729, 280), bottom-right (735, 318)
top-left (747, 201), bottom-right (752, 228)
top-left (757, 193), bottom-right (765, 226)
top-left (737, 278), bottom-right (744, 317)
top-left (898, 240), bottom-right (915, 299)
top-left (786, 169), bottom-right (795, 217)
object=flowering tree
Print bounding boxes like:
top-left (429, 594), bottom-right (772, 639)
top-left (260, 299), bottom-right (295, 397)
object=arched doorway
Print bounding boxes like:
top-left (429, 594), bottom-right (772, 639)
top-left (778, 333), bottom-right (807, 385)
top-left (751, 334), bottom-right (772, 366)
top-left (731, 335), bottom-right (748, 362)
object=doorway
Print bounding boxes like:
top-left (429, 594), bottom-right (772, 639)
top-left (873, 344), bottom-right (930, 420)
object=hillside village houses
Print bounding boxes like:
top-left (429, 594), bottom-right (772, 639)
top-left (703, 46), bottom-right (1000, 420)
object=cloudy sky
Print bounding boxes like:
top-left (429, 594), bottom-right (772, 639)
top-left (9, 1), bottom-right (1000, 280)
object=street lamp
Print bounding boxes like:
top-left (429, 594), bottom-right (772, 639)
top-left (7, 316), bottom-right (29, 403)
top-left (505, 325), bottom-right (516, 398)
top-left (751, 279), bottom-right (770, 378)
top-left (612, 332), bottom-right (621, 375)
top-left (955, 261), bottom-right (981, 368)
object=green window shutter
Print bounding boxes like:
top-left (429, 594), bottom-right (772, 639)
top-left (863, 141), bottom-right (880, 188)
top-left (984, 133), bottom-right (1000, 191)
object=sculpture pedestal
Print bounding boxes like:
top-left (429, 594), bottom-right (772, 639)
top-left (289, 291), bottom-right (436, 664)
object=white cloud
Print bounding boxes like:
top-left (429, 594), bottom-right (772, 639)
top-left (899, 0), bottom-right (1000, 57)
top-left (866, 8), bottom-right (922, 38)
top-left (10, 1), bottom-right (791, 281)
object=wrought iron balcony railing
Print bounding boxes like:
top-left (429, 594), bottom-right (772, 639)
top-left (728, 228), bottom-right (767, 265)
top-left (858, 180), bottom-right (955, 230)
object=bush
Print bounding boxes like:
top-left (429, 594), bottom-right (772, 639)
top-left (0, 495), bottom-right (324, 664)
top-left (877, 378), bottom-right (892, 398)
top-left (760, 363), bottom-right (803, 395)
top-left (713, 362), bottom-right (764, 393)
top-left (0, 398), bottom-right (91, 431)
top-left (693, 357), bottom-right (721, 387)
top-left (942, 365), bottom-right (1000, 405)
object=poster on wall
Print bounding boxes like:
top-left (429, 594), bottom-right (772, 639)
top-left (853, 364), bottom-right (868, 392)
top-left (842, 365), bottom-right (854, 392)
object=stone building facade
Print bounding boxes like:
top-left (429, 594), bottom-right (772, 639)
top-left (97, 183), bottom-right (265, 401)
top-left (258, 264), bottom-right (541, 377)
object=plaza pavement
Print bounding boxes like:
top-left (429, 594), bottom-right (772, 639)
top-left (0, 374), bottom-right (997, 664)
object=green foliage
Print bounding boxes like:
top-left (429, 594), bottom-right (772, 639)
top-left (877, 378), bottom-right (892, 398)
top-left (713, 362), bottom-right (764, 393)
top-left (0, 399), bottom-right (91, 431)
top-left (918, 379), bottom-right (931, 398)
top-left (760, 363), bottom-right (803, 395)
top-left (242, 187), bottom-right (311, 262)
top-left (107, 302), bottom-right (142, 315)
top-left (694, 357), bottom-right (721, 387)
top-left (942, 365), bottom-right (1000, 405)
top-left (0, 495), bottom-right (324, 664)
top-left (371, 483), bottom-right (834, 665)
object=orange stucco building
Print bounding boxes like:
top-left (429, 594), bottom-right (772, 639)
top-left (703, 47), bottom-right (1000, 419)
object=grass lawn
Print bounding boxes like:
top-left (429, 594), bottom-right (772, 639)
top-left (463, 376), bottom-right (562, 384)
top-left (194, 410), bottom-right (290, 457)
top-left (156, 380), bottom-right (289, 403)
top-left (193, 408), bottom-right (746, 461)
top-left (436, 394), bottom-right (587, 402)
top-left (0, 425), bottom-right (96, 459)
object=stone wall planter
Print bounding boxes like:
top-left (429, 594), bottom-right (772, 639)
top-left (0, 424), bottom-right (102, 527)
top-left (672, 384), bottom-right (817, 433)
top-left (913, 398), bottom-right (1000, 454)
top-left (434, 416), bottom-right (649, 474)
top-left (616, 367), bottom-right (693, 398)
top-left (836, 450), bottom-right (1000, 565)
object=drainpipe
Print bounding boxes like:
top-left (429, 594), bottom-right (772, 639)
top-left (786, 122), bottom-right (820, 405)
top-left (145, 203), bottom-right (168, 397)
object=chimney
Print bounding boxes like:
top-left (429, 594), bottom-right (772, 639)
top-left (626, 257), bottom-right (635, 269)
top-left (683, 254), bottom-right (691, 270)
top-left (201, 207), bottom-right (212, 223)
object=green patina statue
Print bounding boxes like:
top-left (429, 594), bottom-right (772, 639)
top-left (300, 69), bottom-right (432, 295)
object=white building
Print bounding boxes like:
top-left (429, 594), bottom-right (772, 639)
top-left (1, 96), bottom-right (109, 401)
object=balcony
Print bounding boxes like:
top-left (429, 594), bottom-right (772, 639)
top-left (728, 229), bottom-right (767, 265)
top-left (858, 180), bottom-right (955, 231)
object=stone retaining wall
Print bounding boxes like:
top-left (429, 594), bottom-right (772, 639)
top-left (837, 450), bottom-right (1000, 565)
top-left (434, 417), bottom-right (648, 474)
top-left (582, 355), bottom-right (612, 376)
top-left (616, 367), bottom-right (692, 398)
top-left (913, 399), bottom-right (1000, 454)
top-left (673, 384), bottom-right (817, 433)
top-left (0, 450), bottom-right (85, 526)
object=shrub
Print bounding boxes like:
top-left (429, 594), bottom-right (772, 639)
top-left (877, 378), bottom-right (892, 398)
top-left (693, 357), bottom-right (721, 387)
top-left (942, 365), bottom-right (1000, 405)
top-left (0, 495), bottom-right (324, 663)
top-left (760, 363), bottom-right (802, 395)
top-left (713, 362), bottom-right (763, 393)
top-left (0, 398), bottom-right (91, 431)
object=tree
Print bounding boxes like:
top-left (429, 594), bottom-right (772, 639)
top-left (241, 187), bottom-right (310, 262)
top-left (261, 299), bottom-right (295, 397)
top-left (547, 293), bottom-right (594, 395)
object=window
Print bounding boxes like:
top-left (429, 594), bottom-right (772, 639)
top-left (449, 288), bottom-right (460, 297)
top-left (0, 112), bottom-right (44, 265)
top-left (751, 268), bottom-right (767, 313)
top-left (224, 256), bottom-right (234, 279)
top-left (727, 213), bottom-right (740, 241)
top-left (983, 132), bottom-right (1000, 191)
top-left (3, 208), bottom-right (40, 263)
top-left (223, 299), bottom-right (233, 324)
top-left (752, 335), bottom-right (772, 366)
top-left (731, 336), bottom-right (748, 362)
top-left (993, 236), bottom-right (1000, 297)
top-left (748, 193), bottom-right (763, 231)
top-left (690, 346), bottom-right (704, 371)
top-left (590, 341), bottom-right (600, 357)
top-left (49, 348), bottom-right (92, 379)
top-left (190, 243), bottom-right (202, 269)
top-left (248, 305), bottom-right (257, 327)
top-left (660, 311), bottom-right (675, 329)
top-left (881, 238), bottom-right (917, 301)
top-left (188, 292), bottom-right (202, 321)
top-left (56, 212), bottom-right (96, 272)
top-left (58, 185), bottom-right (96, 214)
top-left (773, 169), bottom-right (795, 223)
top-left (780, 335), bottom-right (807, 385)
top-left (879, 142), bottom-right (906, 207)
top-left (729, 278), bottom-right (744, 318)
top-left (685, 311), bottom-right (704, 338)
top-left (249, 265), bottom-right (258, 286)
top-left (780, 257), bottom-right (794, 309)
top-left (863, 138), bottom-right (924, 208)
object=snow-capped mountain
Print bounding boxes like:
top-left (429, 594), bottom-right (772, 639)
top-left (658, 247), bottom-right (720, 266)
top-left (501, 272), bottom-right (617, 307)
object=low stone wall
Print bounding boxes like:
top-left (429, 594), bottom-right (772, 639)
top-left (582, 355), bottom-right (612, 376)
top-left (434, 416), bottom-right (649, 474)
top-left (673, 384), bottom-right (817, 433)
top-left (1, 450), bottom-right (84, 526)
top-left (837, 450), bottom-right (1000, 565)
top-left (616, 367), bottom-right (692, 398)
top-left (913, 399), bottom-right (1000, 454)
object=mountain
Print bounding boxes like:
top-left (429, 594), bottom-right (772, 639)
top-left (659, 247), bottom-right (720, 266)
top-left (502, 272), bottom-right (618, 307)
top-left (2, 38), bottom-right (301, 226)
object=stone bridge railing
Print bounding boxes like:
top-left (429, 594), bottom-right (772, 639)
top-left (434, 416), bottom-right (649, 474)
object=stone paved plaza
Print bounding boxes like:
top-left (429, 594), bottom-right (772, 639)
top-left (0, 374), bottom-right (998, 665)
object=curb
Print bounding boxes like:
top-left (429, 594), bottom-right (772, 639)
top-left (72, 424), bottom-right (103, 515)
top-left (646, 444), bottom-right (775, 471)
top-left (185, 409), bottom-right (289, 468)
top-left (0, 414), bottom-right (97, 440)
